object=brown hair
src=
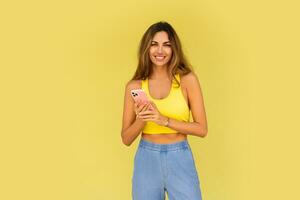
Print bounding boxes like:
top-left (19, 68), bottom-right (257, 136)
top-left (131, 21), bottom-right (194, 87)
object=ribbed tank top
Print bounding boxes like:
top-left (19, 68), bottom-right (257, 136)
top-left (141, 73), bottom-right (190, 134)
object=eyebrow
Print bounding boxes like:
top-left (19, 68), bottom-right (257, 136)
top-left (151, 41), bottom-right (171, 44)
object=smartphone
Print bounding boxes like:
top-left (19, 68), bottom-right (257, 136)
top-left (130, 89), bottom-right (153, 110)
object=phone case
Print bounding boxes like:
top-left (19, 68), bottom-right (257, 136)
top-left (130, 89), bottom-right (149, 103)
top-left (130, 89), bottom-right (154, 110)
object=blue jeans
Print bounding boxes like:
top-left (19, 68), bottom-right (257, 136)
top-left (132, 138), bottom-right (202, 200)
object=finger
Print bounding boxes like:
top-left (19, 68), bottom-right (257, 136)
top-left (139, 115), bottom-right (154, 120)
top-left (138, 112), bottom-right (154, 117)
top-left (146, 102), bottom-right (153, 110)
top-left (146, 101), bottom-right (154, 109)
top-left (138, 102), bottom-right (148, 112)
top-left (139, 110), bottom-right (152, 115)
top-left (140, 105), bottom-right (153, 113)
top-left (137, 105), bottom-right (143, 113)
top-left (142, 103), bottom-right (150, 112)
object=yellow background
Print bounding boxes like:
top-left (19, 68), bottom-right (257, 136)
top-left (1, 0), bottom-right (299, 199)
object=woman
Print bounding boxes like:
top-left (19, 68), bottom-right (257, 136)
top-left (121, 21), bottom-right (208, 200)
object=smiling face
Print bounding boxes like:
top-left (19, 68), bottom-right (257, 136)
top-left (148, 31), bottom-right (173, 68)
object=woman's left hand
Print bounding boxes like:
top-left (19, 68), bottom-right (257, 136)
top-left (137, 101), bottom-right (168, 126)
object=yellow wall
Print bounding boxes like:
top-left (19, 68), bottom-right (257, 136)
top-left (1, 0), bottom-right (299, 199)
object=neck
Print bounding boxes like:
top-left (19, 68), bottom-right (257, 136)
top-left (150, 65), bottom-right (172, 80)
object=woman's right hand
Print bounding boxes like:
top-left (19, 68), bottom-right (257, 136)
top-left (134, 100), bottom-right (151, 120)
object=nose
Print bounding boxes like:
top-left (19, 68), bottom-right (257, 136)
top-left (157, 45), bottom-right (163, 53)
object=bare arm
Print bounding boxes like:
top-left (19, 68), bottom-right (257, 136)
top-left (121, 80), bottom-right (147, 146)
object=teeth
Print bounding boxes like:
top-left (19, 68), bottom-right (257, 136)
top-left (156, 56), bottom-right (165, 60)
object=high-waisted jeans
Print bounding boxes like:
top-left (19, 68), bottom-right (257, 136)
top-left (132, 138), bottom-right (202, 200)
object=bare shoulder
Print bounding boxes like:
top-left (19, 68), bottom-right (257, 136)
top-left (125, 79), bottom-right (142, 90)
top-left (180, 71), bottom-right (200, 88)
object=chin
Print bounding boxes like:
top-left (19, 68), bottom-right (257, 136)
top-left (151, 59), bottom-right (171, 67)
top-left (154, 62), bottom-right (168, 66)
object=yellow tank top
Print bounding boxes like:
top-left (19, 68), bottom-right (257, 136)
top-left (141, 73), bottom-right (190, 134)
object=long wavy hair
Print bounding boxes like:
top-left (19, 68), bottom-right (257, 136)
top-left (131, 21), bottom-right (194, 87)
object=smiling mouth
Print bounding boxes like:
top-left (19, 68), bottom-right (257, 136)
top-left (155, 56), bottom-right (165, 61)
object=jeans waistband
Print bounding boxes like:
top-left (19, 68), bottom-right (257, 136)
top-left (139, 138), bottom-right (190, 152)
